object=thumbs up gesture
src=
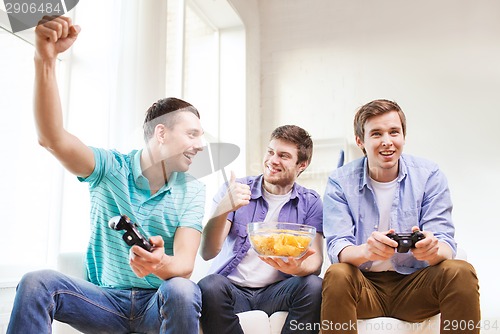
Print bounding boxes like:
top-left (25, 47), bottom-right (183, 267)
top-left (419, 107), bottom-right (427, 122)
top-left (213, 171), bottom-right (251, 217)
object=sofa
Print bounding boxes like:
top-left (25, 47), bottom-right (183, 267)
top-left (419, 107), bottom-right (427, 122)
top-left (54, 247), bottom-right (467, 334)
top-left (55, 252), bottom-right (297, 334)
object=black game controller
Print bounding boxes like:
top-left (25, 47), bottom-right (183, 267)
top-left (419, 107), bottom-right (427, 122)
top-left (108, 215), bottom-right (153, 252)
top-left (386, 231), bottom-right (425, 253)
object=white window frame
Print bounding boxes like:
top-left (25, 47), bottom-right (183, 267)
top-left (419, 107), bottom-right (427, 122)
top-left (167, 0), bottom-right (247, 224)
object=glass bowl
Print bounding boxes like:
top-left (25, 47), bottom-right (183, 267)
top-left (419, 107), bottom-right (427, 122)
top-left (247, 222), bottom-right (316, 259)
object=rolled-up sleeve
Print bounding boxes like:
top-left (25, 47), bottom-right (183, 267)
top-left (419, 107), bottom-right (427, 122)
top-left (323, 174), bottom-right (357, 264)
top-left (420, 168), bottom-right (457, 256)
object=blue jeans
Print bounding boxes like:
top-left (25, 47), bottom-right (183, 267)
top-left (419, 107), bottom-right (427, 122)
top-left (198, 274), bottom-right (322, 334)
top-left (7, 269), bottom-right (201, 334)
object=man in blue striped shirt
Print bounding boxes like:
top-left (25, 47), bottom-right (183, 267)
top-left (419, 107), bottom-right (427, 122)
top-left (8, 16), bottom-right (206, 334)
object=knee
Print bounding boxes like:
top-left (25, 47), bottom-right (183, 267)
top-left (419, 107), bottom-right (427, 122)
top-left (159, 277), bottom-right (201, 307)
top-left (323, 263), bottom-right (358, 286)
top-left (17, 270), bottom-right (60, 296)
top-left (438, 260), bottom-right (480, 305)
top-left (299, 275), bottom-right (323, 296)
top-left (198, 274), bottom-right (234, 309)
top-left (439, 260), bottom-right (479, 286)
top-left (322, 263), bottom-right (361, 299)
top-left (198, 274), bottom-right (229, 300)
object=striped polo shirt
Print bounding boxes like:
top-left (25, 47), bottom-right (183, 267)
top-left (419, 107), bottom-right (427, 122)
top-left (78, 147), bottom-right (205, 289)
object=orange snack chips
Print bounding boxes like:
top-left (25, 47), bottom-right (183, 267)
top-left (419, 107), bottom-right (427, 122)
top-left (249, 229), bottom-right (313, 258)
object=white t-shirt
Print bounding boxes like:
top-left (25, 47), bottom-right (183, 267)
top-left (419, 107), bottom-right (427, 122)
top-left (227, 188), bottom-right (291, 287)
top-left (369, 177), bottom-right (398, 272)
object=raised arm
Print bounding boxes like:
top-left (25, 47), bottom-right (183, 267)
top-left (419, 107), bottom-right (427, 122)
top-left (34, 16), bottom-right (94, 177)
top-left (200, 172), bottom-right (251, 260)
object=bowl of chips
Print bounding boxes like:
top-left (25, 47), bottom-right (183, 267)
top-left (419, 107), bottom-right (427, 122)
top-left (247, 222), bottom-right (316, 259)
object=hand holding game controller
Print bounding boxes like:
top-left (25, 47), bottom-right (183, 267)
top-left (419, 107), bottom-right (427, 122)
top-left (108, 215), bottom-right (153, 252)
top-left (386, 230), bottom-right (425, 253)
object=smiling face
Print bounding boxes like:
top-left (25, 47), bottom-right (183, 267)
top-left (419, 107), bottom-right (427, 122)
top-left (159, 111), bottom-right (204, 174)
top-left (356, 110), bottom-right (405, 182)
top-left (263, 138), bottom-right (308, 194)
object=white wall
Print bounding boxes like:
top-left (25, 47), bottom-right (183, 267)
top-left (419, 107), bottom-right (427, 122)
top-left (247, 0), bottom-right (499, 320)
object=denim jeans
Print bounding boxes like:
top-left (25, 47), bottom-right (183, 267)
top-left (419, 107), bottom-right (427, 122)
top-left (7, 269), bottom-right (201, 334)
top-left (198, 274), bottom-right (322, 334)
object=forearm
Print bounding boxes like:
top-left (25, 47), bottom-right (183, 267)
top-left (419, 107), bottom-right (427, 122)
top-left (338, 244), bottom-right (370, 267)
top-left (34, 56), bottom-right (66, 148)
top-left (154, 254), bottom-right (196, 279)
top-left (294, 254), bottom-right (323, 276)
top-left (32, 17), bottom-right (94, 176)
top-left (33, 57), bottom-right (95, 176)
top-left (134, 229), bottom-right (200, 280)
top-left (426, 241), bottom-right (453, 266)
top-left (200, 214), bottom-right (230, 260)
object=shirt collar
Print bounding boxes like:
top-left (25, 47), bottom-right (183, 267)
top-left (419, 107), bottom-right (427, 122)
top-left (132, 149), bottom-right (148, 189)
top-left (360, 155), bottom-right (408, 190)
top-left (132, 149), bottom-right (176, 193)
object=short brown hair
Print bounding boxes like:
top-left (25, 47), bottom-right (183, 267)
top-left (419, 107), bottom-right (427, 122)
top-left (354, 99), bottom-right (406, 142)
top-left (270, 125), bottom-right (313, 165)
top-left (143, 97), bottom-right (200, 142)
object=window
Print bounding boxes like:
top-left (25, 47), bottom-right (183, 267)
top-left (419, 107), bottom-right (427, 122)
top-left (165, 0), bottom-right (246, 220)
top-left (0, 0), bottom-right (246, 275)
top-left (0, 28), bottom-right (62, 268)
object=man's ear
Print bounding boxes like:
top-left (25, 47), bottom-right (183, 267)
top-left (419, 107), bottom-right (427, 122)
top-left (355, 136), bottom-right (364, 150)
top-left (154, 124), bottom-right (166, 144)
top-left (154, 124), bottom-right (167, 144)
top-left (298, 160), bottom-right (309, 173)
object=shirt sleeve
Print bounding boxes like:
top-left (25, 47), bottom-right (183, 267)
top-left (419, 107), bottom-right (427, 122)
top-left (304, 192), bottom-right (324, 234)
top-left (323, 174), bottom-right (357, 264)
top-left (77, 147), bottom-right (120, 188)
top-left (179, 181), bottom-right (206, 232)
top-left (420, 168), bottom-right (457, 256)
